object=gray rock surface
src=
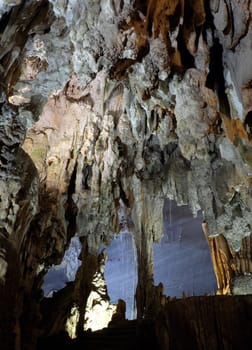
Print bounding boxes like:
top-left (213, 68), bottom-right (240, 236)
top-left (0, 1), bottom-right (252, 348)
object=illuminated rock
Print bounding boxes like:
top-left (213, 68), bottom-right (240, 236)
top-left (0, 1), bottom-right (252, 349)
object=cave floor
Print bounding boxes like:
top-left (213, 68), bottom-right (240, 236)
top-left (36, 295), bottom-right (252, 350)
top-left (37, 320), bottom-right (160, 350)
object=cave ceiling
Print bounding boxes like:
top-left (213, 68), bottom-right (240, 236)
top-left (0, 0), bottom-right (252, 348)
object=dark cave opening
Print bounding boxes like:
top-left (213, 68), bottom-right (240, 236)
top-left (0, 10), bottom-right (11, 34)
top-left (244, 110), bottom-right (252, 137)
top-left (206, 38), bottom-right (231, 116)
top-left (176, 28), bottom-right (195, 70)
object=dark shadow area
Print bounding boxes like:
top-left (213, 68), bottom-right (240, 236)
top-left (177, 28), bottom-right (195, 70)
top-left (206, 38), bottom-right (231, 116)
top-left (244, 110), bottom-right (252, 137)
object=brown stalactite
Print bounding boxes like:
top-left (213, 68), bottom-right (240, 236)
top-left (235, 234), bottom-right (252, 274)
top-left (202, 221), bottom-right (252, 295)
top-left (202, 222), bottom-right (234, 294)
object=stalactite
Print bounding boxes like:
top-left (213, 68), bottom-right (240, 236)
top-left (0, 1), bottom-right (252, 349)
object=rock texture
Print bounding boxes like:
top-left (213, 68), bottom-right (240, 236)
top-left (0, 1), bottom-right (252, 349)
top-left (156, 294), bottom-right (252, 350)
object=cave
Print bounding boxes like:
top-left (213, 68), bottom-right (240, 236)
top-left (244, 110), bottom-right (252, 137)
top-left (1, 1), bottom-right (252, 350)
top-left (154, 199), bottom-right (216, 298)
top-left (42, 235), bottom-right (82, 297)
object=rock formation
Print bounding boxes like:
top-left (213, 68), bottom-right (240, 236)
top-left (0, 1), bottom-right (252, 349)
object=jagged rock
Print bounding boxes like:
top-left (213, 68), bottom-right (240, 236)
top-left (0, 1), bottom-right (252, 349)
